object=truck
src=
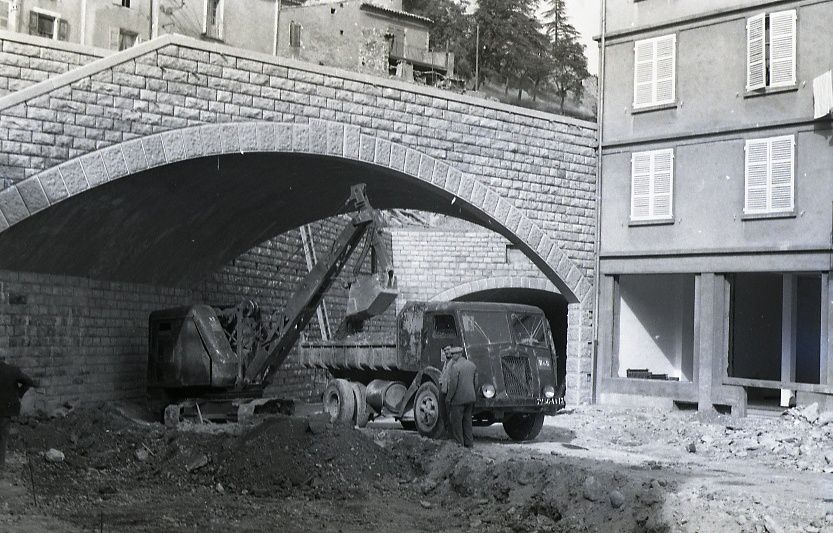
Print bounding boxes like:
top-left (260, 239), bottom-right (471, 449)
top-left (300, 300), bottom-right (564, 441)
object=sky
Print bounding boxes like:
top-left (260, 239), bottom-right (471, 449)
top-left (565, 1), bottom-right (600, 75)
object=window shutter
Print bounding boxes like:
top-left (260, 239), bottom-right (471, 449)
top-left (768, 135), bottom-right (794, 211)
top-left (744, 139), bottom-right (770, 213)
top-left (631, 152), bottom-right (652, 220)
top-left (654, 35), bottom-right (676, 104)
top-left (109, 26), bottom-right (120, 50)
top-left (217, 0), bottom-right (224, 40)
top-left (28, 10), bottom-right (38, 35)
top-left (202, 0), bottom-right (208, 33)
top-left (0, 1), bottom-right (10, 30)
top-left (746, 14), bottom-right (766, 90)
top-left (769, 10), bottom-right (796, 88)
top-left (633, 39), bottom-right (655, 108)
top-left (57, 18), bottom-right (68, 41)
top-left (652, 149), bottom-right (674, 218)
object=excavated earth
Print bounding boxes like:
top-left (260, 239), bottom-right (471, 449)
top-left (0, 403), bottom-right (832, 532)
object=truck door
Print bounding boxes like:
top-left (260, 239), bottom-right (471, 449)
top-left (422, 313), bottom-right (461, 368)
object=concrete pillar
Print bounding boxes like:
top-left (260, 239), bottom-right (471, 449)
top-left (822, 273), bottom-right (831, 385)
top-left (696, 273), bottom-right (716, 413)
top-left (781, 274), bottom-right (797, 407)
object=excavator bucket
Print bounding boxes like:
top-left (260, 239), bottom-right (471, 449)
top-left (344, 274), bottom-right (398, 325)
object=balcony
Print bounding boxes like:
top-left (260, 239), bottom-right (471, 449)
top-left (389, 40), bottom-right (453, 73)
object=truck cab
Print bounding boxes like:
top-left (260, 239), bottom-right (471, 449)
top-left (407, 301), bottom-right (563, 440)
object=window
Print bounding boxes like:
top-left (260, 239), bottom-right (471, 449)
top-left (432, 315), bottom-right (457, 338)
top-left (203, 0), bottom-right (223, 40)
top-left (633, 34), bottom-right (676, 109)
top-left (630, 149), bottom-right (674, 221)
top-left (28, 10), bottom-right (68, 41)
top-left (110, 28), bottom-right (139, 50)
top-left (0, 1), bottom-right (10, 30)
top-left (461, 312), bottom-right (511, 346)
top-left (289, 21), bottom-right (301, 48)
top-left (747, 10), bottom-right (796, 91)
top-left (510, 314), bottom-right (548, 348)
top-left (744, 135), bottom-right (794, 215)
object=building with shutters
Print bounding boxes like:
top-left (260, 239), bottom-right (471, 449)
top-left (595, 0), bottom-right (833, 414)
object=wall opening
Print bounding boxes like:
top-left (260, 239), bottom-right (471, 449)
top-left (614, 274), bottom-right (695, 382)
top-left (729, 272), bottom-right (823, 406)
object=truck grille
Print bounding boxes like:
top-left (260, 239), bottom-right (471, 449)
top-left (501, 356), bottom-right (533, 398)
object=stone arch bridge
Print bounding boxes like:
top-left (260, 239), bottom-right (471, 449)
top-left (0, 32), bottom-right (596, 405)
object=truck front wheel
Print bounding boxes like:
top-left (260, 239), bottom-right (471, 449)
top-left (503, 412), bottom-right (545, 441)
top-left (323, 378), bottom-right (356, 425)
top-left (414, 382), bottom-right (445, 438)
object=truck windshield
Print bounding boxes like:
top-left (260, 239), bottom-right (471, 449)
top-left (510, 313), bottom-right (548, 348)
top-left (461, 312), bottom-right (511, 346)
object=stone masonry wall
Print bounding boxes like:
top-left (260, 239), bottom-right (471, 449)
top-left (391, 226), bottom-right (558, 307)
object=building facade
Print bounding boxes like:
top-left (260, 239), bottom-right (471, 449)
top-left (597, 0), bottom-right (833, 413)
top-left (0, 0), bottom-right (451, 78)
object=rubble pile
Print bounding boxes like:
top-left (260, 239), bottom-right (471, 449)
top-left (571, 404), bottom-right (833, 474)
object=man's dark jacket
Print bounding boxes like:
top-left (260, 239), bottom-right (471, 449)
top-left (0, 362), bottom-right (34, 417)
top-left (446, 357), bottom-right (477, 405)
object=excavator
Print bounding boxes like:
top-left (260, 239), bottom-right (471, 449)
top-left (146, 184), bottom-right (398, 424)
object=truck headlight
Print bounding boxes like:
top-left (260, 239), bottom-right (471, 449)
top-left (543, 385), bottom-right (556, 398)
top-left (481, 383), bottom-right (496, 399)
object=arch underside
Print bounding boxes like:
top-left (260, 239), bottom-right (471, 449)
top-left (0, 153), bottom-right (505, 285)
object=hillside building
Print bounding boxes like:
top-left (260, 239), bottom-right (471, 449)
top-left (0, 0), bottom-right (452, 79)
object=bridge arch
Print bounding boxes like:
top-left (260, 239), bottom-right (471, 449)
top-left (0, 119), bottom-right (590, 303)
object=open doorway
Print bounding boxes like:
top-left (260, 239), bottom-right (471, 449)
top-left (614, 274), bottom-right (696, 382)
top-left (728, 273), bottom-right (822, 407)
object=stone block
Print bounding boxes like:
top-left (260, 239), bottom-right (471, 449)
top-left (292, 124), bottom-right (309, 152)
top-left (159, 130), bottom-right (186, 162)
top-left (180, 126), bottom-right (203, 159)
top-left (201, 124), bottom-right (224, 155)
top-left (37, 168), bottom-right (68, 203)
top-left (79, 152), bottom-right (109, 187)
top-left (219, 124), bottom-right (241, 154)
top-left (343, 125), bottom-right (360, 160)
top-left (0, 186), bottom-right (29, 225)
top-left (58, 160), bottom-right (89, 195)
top-left (142, 134), bottom-right (167, 168)
top-left (389, 143), bottom-right (406, 171)
top-left (120, 139), bottom-right (148, 174)
top-left (326, 122), bottom-right (344, 156)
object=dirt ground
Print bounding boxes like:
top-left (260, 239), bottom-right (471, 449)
top-left (1, 403), bottom-right (832, 533)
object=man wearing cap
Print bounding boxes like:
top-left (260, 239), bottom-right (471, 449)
top-left (445, 348), bottom-right (477, 448)
top-left (0, 358), bottom-right (35, 469)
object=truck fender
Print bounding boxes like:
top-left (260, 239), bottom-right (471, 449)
top-left (397, 366), bottom-right (442, 417)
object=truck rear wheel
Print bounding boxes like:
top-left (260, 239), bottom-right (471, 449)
top-left (503, 412), bottom-right (545, 441)
top-left (323, 379), bottom-right (355, 425)
top-left (350, 382), bottom-right (369, 428)
top-left (414, 382), bottom-right (445, 438)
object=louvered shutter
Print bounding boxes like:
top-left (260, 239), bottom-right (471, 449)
top-left (28, 10), bottom-right (38, 35)
top-left (108, 27), bottom-right (120, 50)
top-left (57, 19), bottom-right (68, 41)
top-left (746, 14), bottom-right (766, 90)
top-left (654, 35), bottom-right (676, 105)
top-left (745, 139), bottom-right (769, 213)
top-left (769, 10), bottom-right (796, 88)
top-left (652, 150), bottom-right (674, 218)
top-left (768, 135), bottom-right (794, 211)
top-left (631, 152), bottom-right (652, 220)
top-left (0, 1), bottom-right (10, 30)
top-left (633, 39), bottom-right (654, 108)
